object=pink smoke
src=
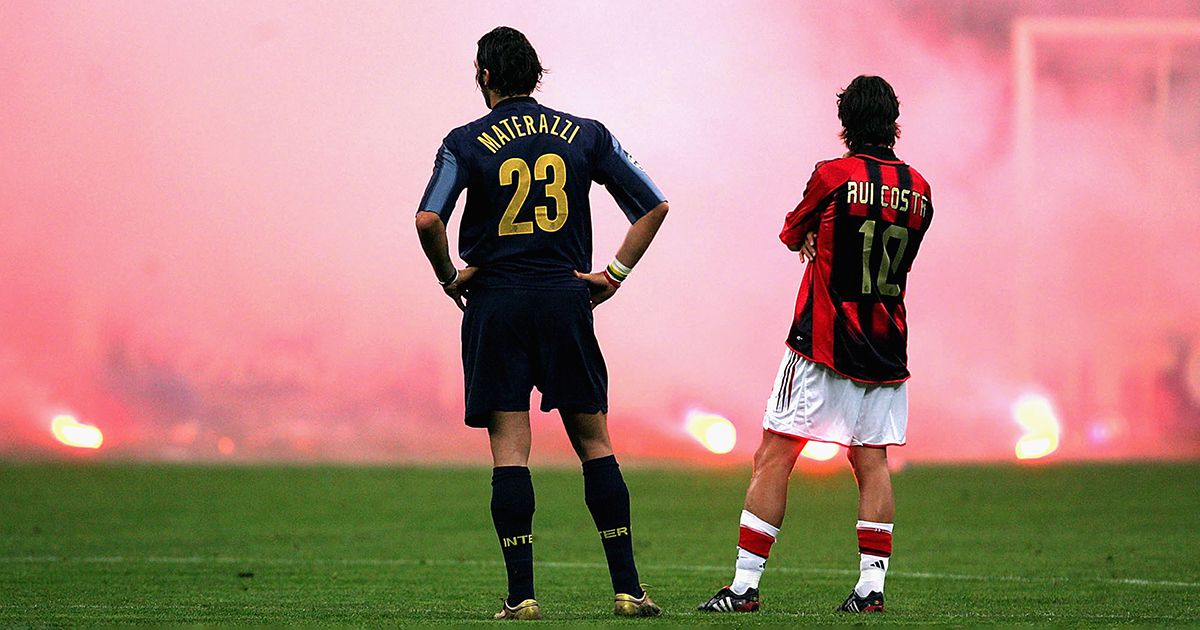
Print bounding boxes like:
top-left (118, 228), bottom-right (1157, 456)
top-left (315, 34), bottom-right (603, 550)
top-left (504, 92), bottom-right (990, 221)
top-left (1, 1), bottom-right (1197, 463)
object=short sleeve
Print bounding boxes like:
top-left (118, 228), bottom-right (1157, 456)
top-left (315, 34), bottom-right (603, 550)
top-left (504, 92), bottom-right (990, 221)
top-left (417, 140), bottom-right (469, 221)
top-left (592, 125), bottom-right (667, 223)
top-left (780, 164), bottom-right (834, 247)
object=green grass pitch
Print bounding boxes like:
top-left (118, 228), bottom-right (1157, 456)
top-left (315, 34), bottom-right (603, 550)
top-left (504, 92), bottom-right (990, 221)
top-left (1, 461), bottom-right (1197, 626)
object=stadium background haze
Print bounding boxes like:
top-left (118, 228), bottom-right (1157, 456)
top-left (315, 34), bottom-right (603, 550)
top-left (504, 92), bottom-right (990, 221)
top-left (2, 1), bottom-right (1199, 464)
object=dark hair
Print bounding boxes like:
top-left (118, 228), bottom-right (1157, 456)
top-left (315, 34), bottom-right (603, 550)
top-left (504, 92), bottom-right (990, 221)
top-left (837, 75), bottom-right (900, 151)
top-left (476, 27), bottom-right (544, 97)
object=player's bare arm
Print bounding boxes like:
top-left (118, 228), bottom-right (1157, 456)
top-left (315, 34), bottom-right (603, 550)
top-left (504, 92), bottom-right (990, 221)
top-left (415, 210), bottom-right (477, 311)
top-left (576, 201), bottom-right (669, 307)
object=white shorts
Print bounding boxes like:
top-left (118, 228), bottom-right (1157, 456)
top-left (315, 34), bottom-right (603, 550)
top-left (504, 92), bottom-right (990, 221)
top-left (762, 349), bottom-right (908, 447)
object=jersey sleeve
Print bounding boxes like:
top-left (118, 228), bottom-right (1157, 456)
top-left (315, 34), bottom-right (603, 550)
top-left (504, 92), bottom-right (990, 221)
top-left (417, 140), bottom-right (469, 222)
top-left (779, 163), bottom-right (834, 247)
top-left (592, 125), bottom-right (667, 223)
top-left (908, 185), bottom-right (932, 272)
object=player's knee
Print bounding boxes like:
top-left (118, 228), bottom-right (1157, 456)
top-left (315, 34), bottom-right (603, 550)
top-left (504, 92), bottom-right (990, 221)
top-left (563, 412), bottom-right (612, 459)
top-left (568, 431), bottom-right (612, 461)
top-left (847, 446), bottom-right (887, 472)
top-left (576, 442), bottom-right (613, 462)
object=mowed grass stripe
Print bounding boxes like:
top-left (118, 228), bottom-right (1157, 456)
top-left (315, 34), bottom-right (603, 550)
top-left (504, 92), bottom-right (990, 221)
top-left (2, 554), bottom-right (1198, 589)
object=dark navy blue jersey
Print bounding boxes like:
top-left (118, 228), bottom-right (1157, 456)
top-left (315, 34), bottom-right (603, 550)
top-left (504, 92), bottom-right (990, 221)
top-left (418, 96), bottom-right (666, 289)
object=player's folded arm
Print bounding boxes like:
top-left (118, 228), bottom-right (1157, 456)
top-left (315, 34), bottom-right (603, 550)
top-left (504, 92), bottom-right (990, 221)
top-left (779, 165), bottom-right (833, 248)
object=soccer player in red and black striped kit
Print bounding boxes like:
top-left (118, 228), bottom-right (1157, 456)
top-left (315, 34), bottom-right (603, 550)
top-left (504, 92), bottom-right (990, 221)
top-left (699, 76), bottom-right (933, 614)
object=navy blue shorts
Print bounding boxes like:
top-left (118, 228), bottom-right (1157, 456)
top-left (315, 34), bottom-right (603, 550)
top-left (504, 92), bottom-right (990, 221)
top-left (461, 288), bottom-right (608, 428)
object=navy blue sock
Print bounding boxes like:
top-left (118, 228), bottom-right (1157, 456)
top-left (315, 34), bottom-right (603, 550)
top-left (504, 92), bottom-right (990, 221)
top-left (582, 455), bottom-right (643, 597)
top-left (491, 466), bottom-right (535, 606)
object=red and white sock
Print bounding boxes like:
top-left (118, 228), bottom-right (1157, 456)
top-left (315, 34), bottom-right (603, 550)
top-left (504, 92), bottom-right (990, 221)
top-left (855, 520), bottom-right (893, 596)
top-left (731, 510), bottom-right (778, 595)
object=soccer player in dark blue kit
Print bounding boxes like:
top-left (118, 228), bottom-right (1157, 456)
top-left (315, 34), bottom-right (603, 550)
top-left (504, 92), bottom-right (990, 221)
top-left (414, 27), bottom-right (669, 620)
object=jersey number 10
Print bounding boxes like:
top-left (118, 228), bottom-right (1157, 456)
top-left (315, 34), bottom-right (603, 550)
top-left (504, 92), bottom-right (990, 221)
top-left (857, 219), bottom-right (909, 297)
top-left (498, 153), bottom-right (569, 236)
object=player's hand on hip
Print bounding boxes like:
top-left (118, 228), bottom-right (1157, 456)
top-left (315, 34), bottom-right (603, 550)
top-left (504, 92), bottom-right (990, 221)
top-left (443, 266), bottom-right (478, 311)
top-left (799, 231), bottom-right (817, 262)
top-left (574, 270), bottom-right (618, 308)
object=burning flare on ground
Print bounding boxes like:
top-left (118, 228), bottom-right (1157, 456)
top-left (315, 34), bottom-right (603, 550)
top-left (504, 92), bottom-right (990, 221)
top-left (685, 411), bottom-right (737, 454)
top-left (50, 414), bottom-right (104, 449)
top-left (1012, 393), bottom-right (1060, 460)
top-left (801, 440), bottom-right (840, 461)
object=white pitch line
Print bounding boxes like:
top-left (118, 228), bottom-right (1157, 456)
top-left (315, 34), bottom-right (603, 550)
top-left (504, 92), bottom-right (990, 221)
top-left (1, 555), bottom-right (1197, 589)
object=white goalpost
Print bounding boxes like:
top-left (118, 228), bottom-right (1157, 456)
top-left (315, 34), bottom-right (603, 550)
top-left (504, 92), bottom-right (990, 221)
top-left (1010, 17), bottom-right (1200, 381)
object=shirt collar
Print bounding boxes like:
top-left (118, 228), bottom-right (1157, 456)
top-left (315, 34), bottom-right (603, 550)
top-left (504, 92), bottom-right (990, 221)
top-left (853, 145), bottom-right (901, 162)
top-left (493, 95), bottom-right (538, 110)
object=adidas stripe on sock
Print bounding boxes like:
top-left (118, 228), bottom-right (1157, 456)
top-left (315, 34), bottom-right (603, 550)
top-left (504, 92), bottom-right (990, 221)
top-left (855, 520), bottom-right (893, 597)
top-left (732, 510), bottom-right (779, 595)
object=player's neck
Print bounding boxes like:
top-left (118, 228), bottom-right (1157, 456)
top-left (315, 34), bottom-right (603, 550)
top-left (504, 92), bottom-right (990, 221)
top-left (487, 92), bottom-right (532, 109)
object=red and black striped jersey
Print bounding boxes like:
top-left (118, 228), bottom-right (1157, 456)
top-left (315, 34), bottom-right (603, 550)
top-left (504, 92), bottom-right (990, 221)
top-left (780, 146), bottom-right (933, 384)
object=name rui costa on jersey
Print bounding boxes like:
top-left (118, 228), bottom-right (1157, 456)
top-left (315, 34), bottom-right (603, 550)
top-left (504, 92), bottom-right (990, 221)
top-left (845, 180), bottom-right (931, 218)
top-left (475, 113), bottom-right (580, 154)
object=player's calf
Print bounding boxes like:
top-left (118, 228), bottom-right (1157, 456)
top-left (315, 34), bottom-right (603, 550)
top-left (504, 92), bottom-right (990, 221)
top-left (491, 466), bottom-right (536, 609)
top-left (582, 455), bottom-right (643, 597)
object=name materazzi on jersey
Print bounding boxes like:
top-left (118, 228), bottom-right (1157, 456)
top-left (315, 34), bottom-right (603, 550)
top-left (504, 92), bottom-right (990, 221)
top-left (845, 180), bottom-right (930, 217)
top-left (476, 113), bottom-right (580, 153)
